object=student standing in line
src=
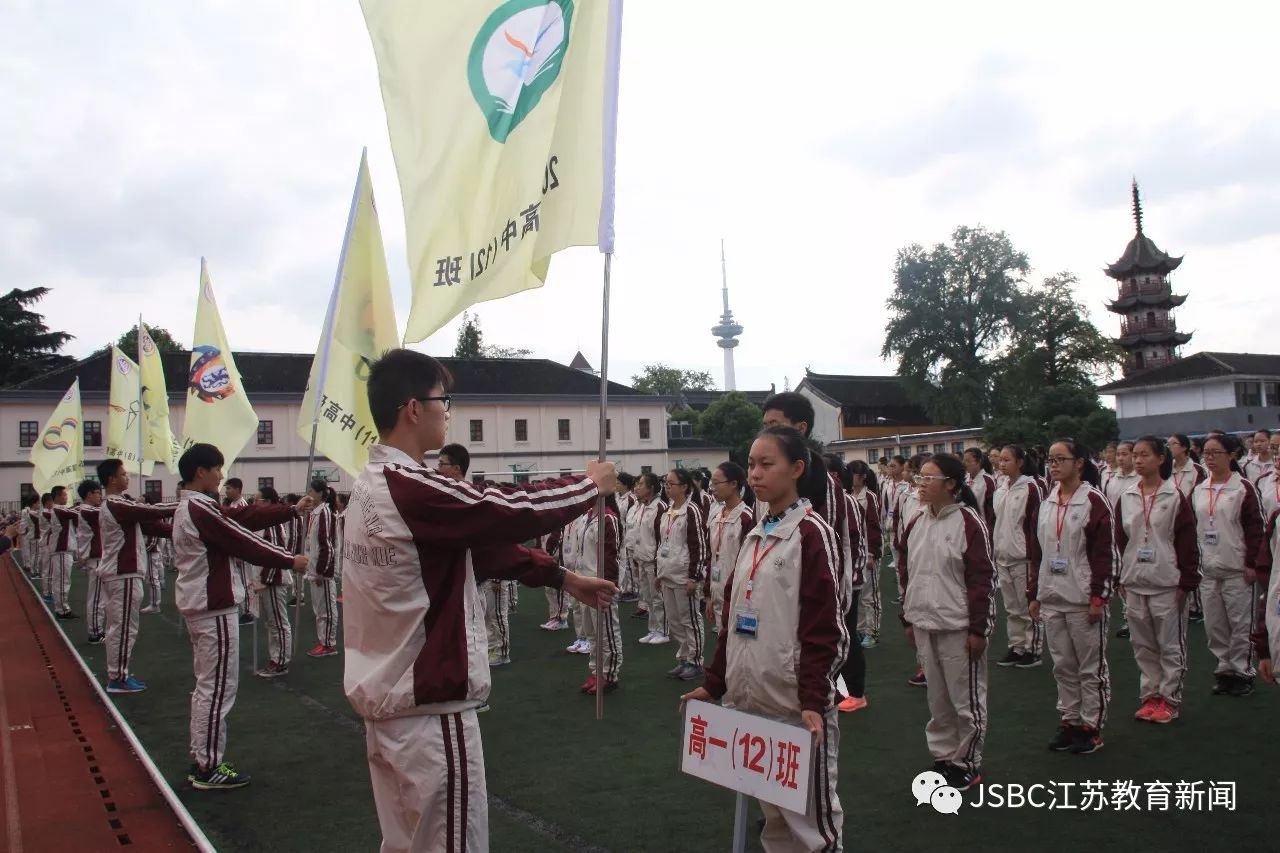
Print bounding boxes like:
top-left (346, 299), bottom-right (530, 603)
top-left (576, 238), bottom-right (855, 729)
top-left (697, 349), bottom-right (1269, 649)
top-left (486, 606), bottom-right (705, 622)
top-left (1114, 436), bottom-right (1200, 724)
top-left (49, 485), bottom-right (80, 619)
top-left (250, 487), bottom-right (297, 678)
top-left (1029, 439), bottom-right (1118, 755)
top-left (560, 511), bottom-right (594, 655)
top-left (705, 462), bottom-right (755, 631)
top-left (832, 457), bottom-right (871, 713)
top-left (656, 468), bottom-right (708, 680)
top-left (305, 480), bottom-right (341, 659)
top-left (629, 471), bottom-right (669, 645)
top-left (17, 493), bottom-right (41, 578)
top-left (988, 448), bottom-right (1007, 492)
top-left (1168, 433), bottom-right (1208, 624)
top-left (963, 448), bottom-right (997, 536)
top-left (222, 478), bottom-right (254, 626)
top-left (897, 453), bottom-right (932, 687)
top-left (1252, 504), bottom-right (1279, 686)
top-left (76, 480), bottom-right (107, 644)
top-left (1100, 442), bottom-right (1119, 491)
top-left (682, 426), bottom-right (846, 852)
top-left (1242, 429), bottom-right (1274, 483)
top-left (577, 494), bottom-right (623, 695)
top-left (39, 493), bottom-right (54, 602)
top-left (537, 527), bottom-right (570, 631)
top-left (1104, 441), bottom-right (1140, 508)
top-left (615, 473), bottom-right (639, 601)
top-left (849, 460), bottom-right (884, 650)
top-left (1192, 433), bottom-right (1266, 696)
top-left (1255, 432), bottom-right (1280, 519)
top-left (897, 453), bottom-right (994, 791)
top-left (992, 445), bottom-right (1044, 668)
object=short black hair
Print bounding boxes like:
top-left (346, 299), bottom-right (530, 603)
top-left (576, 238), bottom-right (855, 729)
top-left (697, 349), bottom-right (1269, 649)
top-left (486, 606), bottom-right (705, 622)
top-left (617, 472), bottom-right (636, 489)
top-left (225, 478), bottom-right (243, 491)
top-left (77, 479), bottom-right (102, 501)
top-left (22, 493), bottom-right (39, 508)
top-left (51, 485), bottom-right (66, 499)
top-left (178, 442), bottom-right (225, 482)
top-left (762, 392), bottom-right (815, 436)
top-left (41, 493), bottom-right (53, 505)
top-left (439, 443), bottom-right (470, 475)
top-left (367, 349), bottom-right (454, 432)
top-left (97, 459), bottom-right (124, 485)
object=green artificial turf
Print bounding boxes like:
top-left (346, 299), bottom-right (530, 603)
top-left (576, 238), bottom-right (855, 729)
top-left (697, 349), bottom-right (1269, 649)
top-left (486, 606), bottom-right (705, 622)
top-left (42, 557), bottom-right (1280, 852)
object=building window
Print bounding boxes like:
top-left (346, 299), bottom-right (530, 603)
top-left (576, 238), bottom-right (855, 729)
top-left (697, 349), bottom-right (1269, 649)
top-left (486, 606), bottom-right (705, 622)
top-left (1265, 382), bottom-right (1280, 407)
top-left (20, 483), bottom-right (36, 502)
top-left (916, 444), bottom-right (929, 456)
top-left (558, 419), bottom-right (571, 441)
top-left (19, 421), bottom-right (37, 448)
top-left (866, 450), bottom-right (879, 463)
top-left (639, 418), bottom-right (651, 440)
top-left (470, 419), bottom-right (484, 442)
top-left (605, 418), bottom-right (612, 441)
top-left (514, 472), bottom-right (530, 485)
top-left (1236, 381), bottom-right (1263, 407)
top-left (641, 465), bottom-right (652, 474)
top-left (257, 420), bottom-right (274, 445)
top-left (84, 420), bottom-right (103, 447)
top-left (514, 419), bottom-right (528, 442)
top-left (669, 421), bottom-right (694, 439)
top-left (144, 480), bottom-right (162, 501)
top-left (471, 472), bottom-right (485, 484)
top-left (258, 477), bottom-right (274, 492)
top-left (933, 443), bottom-right (946, 454)
top-left (952, 442), bottom-right (966, 455)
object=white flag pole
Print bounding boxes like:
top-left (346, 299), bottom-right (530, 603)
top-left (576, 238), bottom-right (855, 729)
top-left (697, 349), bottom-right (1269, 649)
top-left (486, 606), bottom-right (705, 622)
top-left (136, 315), bottom-right (145, 482)
top-left (593, 0), bottom-right (624, 721)
top-left (295, 148), bottom-right (366, 659)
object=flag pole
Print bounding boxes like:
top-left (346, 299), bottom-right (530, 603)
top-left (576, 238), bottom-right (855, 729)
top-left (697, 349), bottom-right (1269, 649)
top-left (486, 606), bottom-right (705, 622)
top-left (295, 148), bottom-right (365, 659)
top-left (594, 253), bottom-right (612, 721)
top-left (137, 315), bottom-right (145, 482)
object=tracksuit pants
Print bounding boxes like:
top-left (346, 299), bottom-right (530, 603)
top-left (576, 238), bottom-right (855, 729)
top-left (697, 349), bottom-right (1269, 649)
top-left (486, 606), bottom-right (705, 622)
top-left (1124, 588), bottom-right (1189, 706)
top-left (544, 585), bottom-right (568, 623)
top-left (50, 552), bottom-right (73, 613)
top-left (839, 591), bottom-right (866, 699)
top-left (709, 575), bottom-right (727, 633)
top-left (758, 709), bottom-right (843, 853)
top-left (916, 627), bottom-right (987, 772)
top-left (188, 612), bottom-right (238, 772)
top-left (259, 584), bottom-right (292, 667)
top-left (104, 577), bottom-right (143, 682)
top-left (997, 560), bottom-right (1042, 655)
top-left (145, 552), bottom-right (165, 608)
top-left (582, 602), bottom-right (623, 683)
top-left (1264, 569), bottom-right (1280, 671)
top-left (310, 576), bottom-right (338, 648)
top-left (84, 560), bottom-right (106, 638)
top-left (40, 547), bottom-right (52, 595)
top-left (637, 559), bottom-right (666, 636)
top-left (505, 580), bottom-right (517, 612)
top-left (1044, 607), bottom-right (1110, 730)
top-left (1202, 573), bottom-right (1256, 678)
top-left (483, 581), bottom-right (510, 659)
top-left (365, 710), bottom-right (488, 853)
top-left (659, 580), bottom-right (703, 665)
top-left (857, 560), bottom-right (881, 639)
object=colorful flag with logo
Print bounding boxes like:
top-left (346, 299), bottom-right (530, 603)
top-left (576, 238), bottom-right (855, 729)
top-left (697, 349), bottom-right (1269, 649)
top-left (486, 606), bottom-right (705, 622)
top-left (182, 259), bottom-right (261, 468)
top-left (361, 0), bottom-right (623, 344)
top-left (30, 379), bottom-right (84, 494)
top-left (298, 150), bottom-right (400, 478)
top-left (138, 322), bottom-right (179, 472)
top-left (106, 346), bottom-right (155, 476)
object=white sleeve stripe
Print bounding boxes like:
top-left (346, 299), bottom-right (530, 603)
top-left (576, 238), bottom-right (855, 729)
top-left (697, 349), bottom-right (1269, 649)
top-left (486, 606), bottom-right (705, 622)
top-left (388, 465), bottom-right (595, 512)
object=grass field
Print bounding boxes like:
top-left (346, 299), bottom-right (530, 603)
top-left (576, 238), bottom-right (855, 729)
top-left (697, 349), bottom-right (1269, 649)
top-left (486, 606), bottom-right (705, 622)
top-left (41, 558), bottom-right (1280, 852)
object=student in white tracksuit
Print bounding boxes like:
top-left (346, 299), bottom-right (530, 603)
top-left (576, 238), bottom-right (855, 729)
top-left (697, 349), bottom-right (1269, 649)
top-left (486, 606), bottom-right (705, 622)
top-left (683, 426), bottom-right (846, 853)
top-left (18, 494), bottom-right (41, 577)
top-left (1114, 436), bottom-right (1200, 724)
top-left (963, 448), bottom-right (998, 540)
top-left (1256, 439), bottom-right (1280, 519)
top-left (75, 481), bottom-right (106, 643)
top-left (1030, 440), bottom-right (1118, 756)
top-left (576, 500), bottom-right (623, 694)
top-left (305, 482), bottom-right (340, 658)
top-left (898, 453), bottom-right (995, 791)
top-left (849, 462), bottom-right (883, 648)
top-left (1252, 507), bottom-right (1280, 686)
top-left (992, 446), bottom-right (1044, 667)
top-left (49, 487), bottom-right (80, 618)
top-left (538, 529), bottom-right (570, 630)
top-left (560, 512), bottom-right (593, 654)
top-left (627, 472), bottom-right (668, 643)
top-left (249, 487), bottom-right (295, 678)
top-left (1191, 433), bottom-right (1266, 696)
top-left (39, 498), bottom-right (54, 597)
top-left (705, 462), bottom-right (755, 631)
top-left (656, 468), bottom-right (708, 680)
top-left (1167, 433), bottom-right (1208, 622)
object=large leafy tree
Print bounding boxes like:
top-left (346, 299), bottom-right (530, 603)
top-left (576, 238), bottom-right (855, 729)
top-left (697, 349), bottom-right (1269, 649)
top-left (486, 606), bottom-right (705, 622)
top-left (695, 392), bottom-right (762, 464)
top-left (102, 325), bottom-right (186, 357)
top-left (630, 364), bottom-right (715, 395)
top-left (0, 287), bottom-right (75, 386)
top-left (453, 311), bottom-right (531, 358)
top-left (881, 225), bottom-right (1029, 425)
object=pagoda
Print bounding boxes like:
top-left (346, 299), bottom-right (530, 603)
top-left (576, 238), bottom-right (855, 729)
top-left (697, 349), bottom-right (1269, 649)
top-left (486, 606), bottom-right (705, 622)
top-left (1104, 181), bottom-right (1192, 375)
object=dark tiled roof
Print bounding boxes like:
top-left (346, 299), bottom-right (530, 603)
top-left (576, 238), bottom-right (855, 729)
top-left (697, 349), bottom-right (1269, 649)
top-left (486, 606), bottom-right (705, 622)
top-left (800, 372), bottom-right (934, 425)
top-left (1098, 351), bottom-right (1280, 393)
top-left (2, 351), bottom-right (653, 399)
top-left (568, 351), bottom-right (594, 371)
top-left (1104, 234), bottom-right (1184, 278)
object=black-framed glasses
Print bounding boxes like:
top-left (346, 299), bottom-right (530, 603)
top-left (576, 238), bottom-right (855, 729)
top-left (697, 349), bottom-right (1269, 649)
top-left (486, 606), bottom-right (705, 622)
top-left (398, 395), bottom-right (452, 412)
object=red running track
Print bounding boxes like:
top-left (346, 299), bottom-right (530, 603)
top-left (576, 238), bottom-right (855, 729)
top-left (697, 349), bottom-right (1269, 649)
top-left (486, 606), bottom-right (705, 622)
top-left (0, 557), bottom-right (198, 851)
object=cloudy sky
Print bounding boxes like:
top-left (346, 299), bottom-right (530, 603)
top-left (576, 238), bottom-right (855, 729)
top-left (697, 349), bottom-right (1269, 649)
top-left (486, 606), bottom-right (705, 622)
top-left (3, 0), bottom-right (1277, 395)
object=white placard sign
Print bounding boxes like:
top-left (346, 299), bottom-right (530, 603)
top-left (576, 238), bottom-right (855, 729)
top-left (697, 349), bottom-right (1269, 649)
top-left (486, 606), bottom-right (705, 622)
top-left (680, 700), bottom-right (812, 813)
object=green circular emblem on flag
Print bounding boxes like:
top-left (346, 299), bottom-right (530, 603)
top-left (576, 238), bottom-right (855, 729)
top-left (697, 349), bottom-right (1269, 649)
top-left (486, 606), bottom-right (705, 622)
top-left (468, 0), bottom-right (574, 143)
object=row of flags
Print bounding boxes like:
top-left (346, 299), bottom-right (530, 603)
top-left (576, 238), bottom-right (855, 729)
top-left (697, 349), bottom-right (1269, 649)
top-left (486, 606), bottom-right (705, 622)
top-left (29, 0), bottom-right (623, 492)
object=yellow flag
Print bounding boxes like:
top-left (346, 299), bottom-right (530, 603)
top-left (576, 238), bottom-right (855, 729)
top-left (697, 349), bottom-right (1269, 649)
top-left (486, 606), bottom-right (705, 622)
top-left (182, 259), bottom-right (261, 467)
top-left (298, 150), bottom-right (400, 478)
top-left (138, 323), bottom-right (179, 472)
top-left (31, 379), bottom-right (84, 494)
top-left (106, 346), bottom-right (155, 476)
top-left (361, 0), bottom-right (622, 343)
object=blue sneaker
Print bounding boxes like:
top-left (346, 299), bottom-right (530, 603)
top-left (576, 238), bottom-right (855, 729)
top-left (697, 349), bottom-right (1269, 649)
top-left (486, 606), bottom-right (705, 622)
top-left (43, 593), bottom-right (54, 604)
top-left (106, 676), bottom-right (147, 694)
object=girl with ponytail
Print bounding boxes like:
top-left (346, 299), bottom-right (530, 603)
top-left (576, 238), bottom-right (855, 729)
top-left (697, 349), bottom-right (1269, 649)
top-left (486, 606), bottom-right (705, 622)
top-left (305, 479), bottom-right (340, 658)
top-left (992, 445), bottom-right (1045, 668)
top-left (706, 462), bottom-right (755, 630)
top-left (848, 461), bottom-right (884, 652)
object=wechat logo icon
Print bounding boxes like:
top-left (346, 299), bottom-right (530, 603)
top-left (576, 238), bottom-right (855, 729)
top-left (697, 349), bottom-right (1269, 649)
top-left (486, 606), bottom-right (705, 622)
top-left (912, 770), bottom-right (963, 815)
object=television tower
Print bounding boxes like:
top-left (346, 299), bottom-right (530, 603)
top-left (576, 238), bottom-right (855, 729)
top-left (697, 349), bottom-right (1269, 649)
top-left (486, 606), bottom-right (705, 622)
top-left (710, 239), bottom-right (744, 391)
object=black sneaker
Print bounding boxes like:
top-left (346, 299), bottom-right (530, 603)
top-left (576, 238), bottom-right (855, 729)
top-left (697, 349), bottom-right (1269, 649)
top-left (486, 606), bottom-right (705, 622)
top-left (1115, 627), bottom-right (1130, 639)
top-left (994, 649), bottom-right (1021, 667)
top-left (238, 612), bottom-right (255, 625)
top-left (677, 663), bottom-right (705, 682)
top-left (631, 609), bottom-right (649, 619)
top-left (1069, 727), bottom-right (1103, 754)
top-left (191, 762), bottom-right (251, 790)
top-left (1048, 723), bottom-right (1078, 751)
top-left (1226, 677), bottom-right (1255, 697)
top-left (1015, 652), bottom-right (1043, 669)
top-left (944, 764), bottom-right (982, 792)
top-left (1212, 675), bottom-right (1232, 695)
top-left (55, 610), bottom-right (78, 620)
top-left (1188, 610), bottom-right (1204, 624)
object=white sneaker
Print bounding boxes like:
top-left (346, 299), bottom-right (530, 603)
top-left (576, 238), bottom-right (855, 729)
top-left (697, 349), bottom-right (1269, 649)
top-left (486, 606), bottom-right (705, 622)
top-left (647, 633), bottom-right (670, 645)
top-left (575, 641), bottom-right (593, 655)
top-left (638, 632), bottom-right (654, 644)
top-left (488, 654), bottom-right (511, 667)
top-left (565, 639), bottom-right (584, 653)
top-left (140, 604), bottom-right (161, 615)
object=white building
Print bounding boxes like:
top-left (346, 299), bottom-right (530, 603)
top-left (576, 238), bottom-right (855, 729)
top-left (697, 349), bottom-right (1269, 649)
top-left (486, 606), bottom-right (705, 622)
top-left (0, 352), bottom-right (678, 507)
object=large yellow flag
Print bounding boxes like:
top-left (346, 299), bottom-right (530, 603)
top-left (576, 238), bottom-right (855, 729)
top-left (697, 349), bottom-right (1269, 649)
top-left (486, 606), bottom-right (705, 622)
top-left (361, 0), bottom-right (622, 343)
top-left (182, 259), bottom-right (260, 467)
top-left (106, 346), bottom-right (155, 476)
top-left (298, 150), bottom-right (399, 478)
top-left (31, 379), bottom-right (84, 494)
top-left (138, 322), bottom-right (179, 472)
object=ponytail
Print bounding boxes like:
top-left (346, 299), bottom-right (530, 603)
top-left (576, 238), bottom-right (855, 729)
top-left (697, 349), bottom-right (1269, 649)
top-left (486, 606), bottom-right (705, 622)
top-left (716, 461), bottom-right (755, 508)
top-left (1171, 433), bottom-right (1199, 464)
top-left (1134, 435), bottom-right (1174, 480)
top-left (1053, 438), bottom-right (1101, 488)
top-left (758, 426), bottom-right (828, 508)
top-left (964, 446), bottom-right (992, 475)
top-left (931, 453), bottom-right (980, 512)
top-left (1004, 444), bottom-right (1038, 478)
top-left (847, 460), bottom-right (880, 494)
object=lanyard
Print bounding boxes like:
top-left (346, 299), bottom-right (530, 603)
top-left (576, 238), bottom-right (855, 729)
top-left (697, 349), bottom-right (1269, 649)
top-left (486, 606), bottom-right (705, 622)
top-left (745, 538), bottom-right (779, 602)
top-left (1207, 483), bottom-right (1226, 526)
top-left (1137, 481), bottom-right (1159, 541)
top-left (1054, 496), bottom-right (1072, 551)
top-left (663, 506), bottom-right (681, 539)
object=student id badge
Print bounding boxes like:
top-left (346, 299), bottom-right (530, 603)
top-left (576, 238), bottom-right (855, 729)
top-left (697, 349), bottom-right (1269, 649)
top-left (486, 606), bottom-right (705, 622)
top-left (734, 606), bottom-right (759, 638)
top-left (659, 546), bottom-right (670, 558)
top-left (1204, 527), bottom-right (1219, 547)
top-left (711, 567), bottom-right (721, 583)
top-left (1049, 556), bottom-right (1069, 575)
top-left (1136, 546), bottom-right (1155, 563)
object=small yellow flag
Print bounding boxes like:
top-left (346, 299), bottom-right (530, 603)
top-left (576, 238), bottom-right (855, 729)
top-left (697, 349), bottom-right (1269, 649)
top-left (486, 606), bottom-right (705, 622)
top-left (31, 379), bottom-right (84, 494)
top-left (138, 323), bottom-right (179, 472)
top-left (298, 150), bottom-right (400, 478)
top-left (182, 259), bottom-right (261, 468)
top-left (106, 346), bottom-right (155, 477)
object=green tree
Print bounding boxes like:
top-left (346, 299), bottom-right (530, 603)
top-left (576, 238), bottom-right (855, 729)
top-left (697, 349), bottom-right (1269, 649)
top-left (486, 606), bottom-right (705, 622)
top-left (105, 325), bottom-right (186, 357)
top-left (0, 287), bottom-right (75, 387)
top-left (454, 311), bottom-right (483, 358)
top-left (881, 225), bottom-right (1029, 425)
top-left (630, 364), bottom-right (715, 395)
top-left (695, 392), bottom-right (763, 464)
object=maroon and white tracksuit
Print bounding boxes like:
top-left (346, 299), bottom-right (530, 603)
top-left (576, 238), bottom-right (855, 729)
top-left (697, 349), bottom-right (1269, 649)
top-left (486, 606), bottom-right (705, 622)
top-left (992, 475), bottom-right (1044, 656)
top-left (1031, 484), bottom-right (1118, 732)
top-left (967, 470), bottom-right (997, 542)
top-left (76, 505), bottom-right (106, 638)
top-left (50, 504), bottom-right (80, 614)
top-left (853, 487), bottom-right (884, 639)
top-left (306, 503), bottom-right (339, 649)
top-left (1250, 509), bottom-right (1280, 674)
top-left (625, 496), bottom-right (667, 636)
top-left (99, 495), bottom-right (176, 683)
top-left (579, 508), bottom-right (622, 683)
top-left (174, 490), bottom-right (296, 772)
top-left (655, 499), bottom-right (708, 666)
top-left (342, 444), bottom-right (599, 853)
top-left (706, 501), bottom-right (754, 629)
top-left (251, 521), bottom-right (296, 668)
